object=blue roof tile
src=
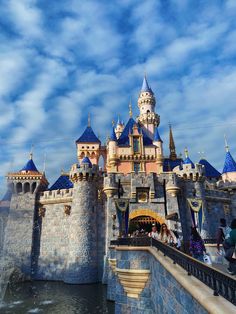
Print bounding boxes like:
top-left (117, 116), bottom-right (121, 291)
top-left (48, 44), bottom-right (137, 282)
top-left (110, 127), bottom-right (117, 141)
top-left (199, 159), bottom-right (221, 178)
top-left (183, 156), bottom-right (195, 168)
top-left (222, 151), bottom-right (236, 174)
top-left (49, 175), bottom-right (73, 190)
top-left (163, 158), bottom-right (183, 171)
top-left (141, 76), bottom-right (153, 93)
top-left (76, 126), bottom-right (101, 144)
top-left (117, 118), bottom-right (153, 146)
top-left (21, 158), bottom-right (39, 172)
top-left (81, 156), bottom-right (92, 167)
top-left (153, 127), bottom-right (163, 142)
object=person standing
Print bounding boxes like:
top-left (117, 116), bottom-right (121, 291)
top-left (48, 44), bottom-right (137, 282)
top-left (226, 219), bottom-right (236, 275)
top-left (148, 224), bottom-right (159, 240)
top-left (189, 227), bottom-right (206, 262)
top-left (159, 223), bottom-right (176, 245)
top-left (216, 218), bottom-right (231, 252)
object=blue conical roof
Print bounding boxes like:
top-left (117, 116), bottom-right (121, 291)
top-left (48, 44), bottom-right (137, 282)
top-left (110, 127), bottom-right (117, 141)
top-left (183, 156), bottom-right (195, 168)
top-left (76, 126), bottom-right (101, 144)
top-left (81, 156), bottom-right (92, 168)
top-left (222, 151), bottom-right (236, 174)
top-left (49, 175), bottom-right (73, 191)
top-left (141, 76), bottom-right (153, 93)
top-left (21, 158), bottom-right (39, 172)
top-left (199, 159), bottom-right (220, 178)
top-left (153, 127), bottom-right (163, 142)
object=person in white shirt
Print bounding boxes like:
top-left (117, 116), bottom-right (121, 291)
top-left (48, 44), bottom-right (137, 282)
top-left (148, 224), bottom-right (159, 240)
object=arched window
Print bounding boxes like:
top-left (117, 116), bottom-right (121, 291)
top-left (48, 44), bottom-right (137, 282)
top-left (24, 182), bottom-right (30, 193)
top-left (16, 182), bottom-right (23, 194)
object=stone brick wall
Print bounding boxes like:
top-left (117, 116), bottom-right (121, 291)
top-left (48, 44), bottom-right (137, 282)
top-left (107, 248), bottom-right (208, 314)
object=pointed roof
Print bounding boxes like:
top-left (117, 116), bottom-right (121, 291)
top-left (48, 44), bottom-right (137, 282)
top-left (222, 151), bottom-right (236, 174)
top-left (199, 159), bottom-right (220, 178)
top-left (141, 75), bottom-right (153, 93)
top-left (117, 118), bottom-right (152, 146)
top-left (169, 125), bottom-right (177, 159)
top-left (76, 126), bottom-right (101, 144)
top-left (183, 156), bottom-right (195, 168)
top-left (21, 155), bottom-right (39, 172)
top-left (49, 175), bottom-right (73, 191)
top-left (110, 127), bottom-right (117, 142)
top-left (153, 127), bottom-right (163, 142)
top-left (81, 156), bottom-right (92, 168)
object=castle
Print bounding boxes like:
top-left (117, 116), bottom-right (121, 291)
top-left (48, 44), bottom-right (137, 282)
top-left (0, 76), bottom-right (235, 284)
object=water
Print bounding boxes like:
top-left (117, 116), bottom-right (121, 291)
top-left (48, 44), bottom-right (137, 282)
top-left (0, 281), bottom-right (115, 314)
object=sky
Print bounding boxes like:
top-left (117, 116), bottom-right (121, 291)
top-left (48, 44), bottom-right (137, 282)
top-left (1, 0), bottom-right (236, 195)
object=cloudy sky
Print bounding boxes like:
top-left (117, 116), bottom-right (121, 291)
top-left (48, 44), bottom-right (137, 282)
top-left (0, 0), bottom-right (236, 194)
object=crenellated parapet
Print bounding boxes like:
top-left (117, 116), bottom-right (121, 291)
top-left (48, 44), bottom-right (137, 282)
top-left (39, 188), bottom-right (73, 205)
top-left (69, 162), bottom-right (98, 183)
top-left (173, 163), bottom-right (204, 181)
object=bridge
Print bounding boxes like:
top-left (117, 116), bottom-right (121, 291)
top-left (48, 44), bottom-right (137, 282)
top-left (108, 237), bottom-right (236, 313)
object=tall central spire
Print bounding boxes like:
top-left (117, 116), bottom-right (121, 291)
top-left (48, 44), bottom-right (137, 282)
top-left (169, 124), bottom-right (177, 160)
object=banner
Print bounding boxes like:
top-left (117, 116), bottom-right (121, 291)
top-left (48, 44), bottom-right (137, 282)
top-left (115, 199), bottom-right (129, 236)
top-left (187, 198), bottom-right (204, 232)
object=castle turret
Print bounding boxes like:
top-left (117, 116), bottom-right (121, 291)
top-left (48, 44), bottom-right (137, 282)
top-left (107, 125), bottom-right (118, 173)
top-left (76, 115), bottom-right (101, 165)
top-left (65, 157), bottom-right (98, 283)
top-left (115, 116), bottom-right (124, 139)
top-left (153, 127), bottom-right (163, 173)
top-left (4, 154), bottom-right (48, 277)
top-left (137, 75), bottom-right (160, 139)
top-left (221, 142), bottom-right (236, 183)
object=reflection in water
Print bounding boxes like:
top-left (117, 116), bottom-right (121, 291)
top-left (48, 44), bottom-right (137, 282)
top-left (1, 281), bottom-right (114, 314)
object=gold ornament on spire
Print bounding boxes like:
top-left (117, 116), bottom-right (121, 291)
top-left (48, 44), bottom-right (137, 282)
top-left (224, 134), bottom-right (229, 152)
top-left (184, 147), bottom-right (189, 158)
top-left (129, 99), bottom-right (132, 117)
top-left (112, 119), bottom-right (115, 127)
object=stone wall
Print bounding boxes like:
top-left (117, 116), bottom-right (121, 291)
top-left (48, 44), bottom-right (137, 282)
top-left (107, 247), bottom-right (213, 314)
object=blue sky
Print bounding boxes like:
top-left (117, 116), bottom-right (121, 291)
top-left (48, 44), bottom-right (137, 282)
top-left (1, 0), bottom-right (236, 194)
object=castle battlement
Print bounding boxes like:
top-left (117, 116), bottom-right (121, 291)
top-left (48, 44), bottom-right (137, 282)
top-left (39, 188), bottom-right (73, 204)
top-left (173, 163), bottom-right (204, 181)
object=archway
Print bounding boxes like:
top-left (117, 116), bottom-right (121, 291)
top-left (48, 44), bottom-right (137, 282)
top-left (129, 209), bottom-right (165, 234)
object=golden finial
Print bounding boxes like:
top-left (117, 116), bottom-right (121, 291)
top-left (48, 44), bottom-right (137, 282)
top-left (88, 113), bottom-right (91, 127)
top-left (112, 119), bottom-right (115, 127)
top-left (224, 134), bottom-right (229, 152)
top-left (129, 98), bottom-right (132, 117)
top-left (184, 147), bottom-right (189, 158)
top-left (30, 144), bottom-right (34, 159)
top-left (43, 152), bottom-right (46, 173)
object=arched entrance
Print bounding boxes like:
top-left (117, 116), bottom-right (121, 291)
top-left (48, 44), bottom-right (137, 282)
top-left (129, 209), bottom-right (165, 234)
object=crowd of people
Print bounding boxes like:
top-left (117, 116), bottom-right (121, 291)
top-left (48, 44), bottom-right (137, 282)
top-left (129, 217), bottom-right (236, 275)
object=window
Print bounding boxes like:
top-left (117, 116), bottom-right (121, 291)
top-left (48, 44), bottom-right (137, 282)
top-left (133, 137), bottom-right (140, 153)
top-left (134, 162), bottom-right (141, 173)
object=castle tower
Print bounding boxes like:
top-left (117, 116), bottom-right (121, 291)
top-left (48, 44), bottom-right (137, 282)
top-left (4, 154), bottom-right (48, 277)
top-left (169, 124), bottom-right (177, 160)
top-left (221, 140), bottom-right (236, 183)
top-left (76, 115), bottom-right (101, 165)
top-left (137, 75), bottom-right (160, 139)
top-left (65, 157), bottom-right (98, 283)
top-left (107, 125), bottom-right (118, 173)
top-left (115, 116), bottom-right (124, 139)
top-left (153, 127), bottom-right (163, 173)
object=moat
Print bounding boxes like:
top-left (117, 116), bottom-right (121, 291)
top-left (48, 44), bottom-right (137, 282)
top-left (0, 282), bottom-right (114, 314)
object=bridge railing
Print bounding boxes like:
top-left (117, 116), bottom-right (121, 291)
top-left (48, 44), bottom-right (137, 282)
top-left (110, 237), bottom-right (236, 306)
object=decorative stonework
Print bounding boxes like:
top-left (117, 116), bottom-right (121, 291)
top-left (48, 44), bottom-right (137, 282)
top-left (108, 258), bottom-right (116, 273)
top-left (39, 207), bottom-right (46, 217)
top-left (64, 205), bottom-right (71, 215)
top-left (116, 268), bottom-right (150, 299)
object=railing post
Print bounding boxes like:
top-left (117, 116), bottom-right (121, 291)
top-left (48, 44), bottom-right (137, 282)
top-left (213, 276), bottom-right (219, 297)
